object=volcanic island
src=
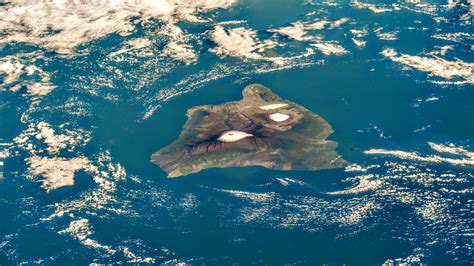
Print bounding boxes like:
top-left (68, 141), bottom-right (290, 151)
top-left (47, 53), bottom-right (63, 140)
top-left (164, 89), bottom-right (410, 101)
top-left (151, 84), bottom-right (347, 177)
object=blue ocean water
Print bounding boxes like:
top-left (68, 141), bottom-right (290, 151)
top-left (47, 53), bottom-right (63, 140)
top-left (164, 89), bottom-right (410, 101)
top-left (0, 0), bottom-right (473, 264)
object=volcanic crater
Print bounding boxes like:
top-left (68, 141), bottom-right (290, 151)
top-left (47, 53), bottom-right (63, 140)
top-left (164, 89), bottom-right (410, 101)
top-left (151, 84), bottom-right (347, 177)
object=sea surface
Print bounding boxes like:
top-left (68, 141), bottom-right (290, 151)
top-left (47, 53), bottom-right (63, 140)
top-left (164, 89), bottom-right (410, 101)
top-left (0, 0), bottom-right (473, 264)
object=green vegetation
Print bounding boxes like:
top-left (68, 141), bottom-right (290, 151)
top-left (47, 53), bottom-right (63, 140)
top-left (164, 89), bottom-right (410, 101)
top-left (151, 84), bottom-right (347, 177)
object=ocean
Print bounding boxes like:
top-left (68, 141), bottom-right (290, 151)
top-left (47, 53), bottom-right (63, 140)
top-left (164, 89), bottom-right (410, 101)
top-left (0, 0), bottom-right (473, 264)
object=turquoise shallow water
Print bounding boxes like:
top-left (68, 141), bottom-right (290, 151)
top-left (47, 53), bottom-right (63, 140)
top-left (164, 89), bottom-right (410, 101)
top-left (0, 0), bottom-right (473, 264)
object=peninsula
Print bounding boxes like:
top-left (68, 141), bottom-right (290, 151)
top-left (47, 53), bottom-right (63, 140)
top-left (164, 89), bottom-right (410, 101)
top-left (151, 84), bottom-right (347, 177)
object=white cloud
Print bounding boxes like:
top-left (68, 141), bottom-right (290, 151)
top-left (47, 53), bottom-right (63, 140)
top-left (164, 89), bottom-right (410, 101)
top-left (268, 18), bottom-right (349, 57)
top-left (428, 142), bottom-right (474, 158)
top-left (375, 28), bottom-right (398, 41)
top-left (0, 58), bottom-right (24, 84)
top-left (14, 122), bottom-right (91, 155)
top-left (59, 219), bottom-right (114, 253)
top-left (326, 174), bottom-right (382, 195)
top-left (158, 22), bottom-right (199, 64)
top-left (431, 32), bottom-right (472, 43)
top-left (269, 18), bottom-right (349, 42)
top-left (382, 48), bottom-right (474, 84)
top-left (350, 28), bottom-right (368, 38)
top-left (0, 0), bottom-right (239, 54)
top-left (26, 82), bottom-right (55, 96)
top-left (108, 38), bottom-right (152, 57)
top-left (26, 156), bottom-right (94, 191)
top-left (350, 28), bottom-right (368, 48)
top-left (209, 26), bottom-right (279, 61)
top-left (162, 41), bottom-right (198, 65)
top-left (364, 142), bottom-right (474, 167)
top-left (0, 55), bottom-right (56, 96)
top-left (310, 42), bottom-right (348, 55)
top-left (352, 1), bottom-right (394, 13)
top-left (352, 38), bottom-right (366, 47)
top-left (269, 22), bottom-right (317, 42)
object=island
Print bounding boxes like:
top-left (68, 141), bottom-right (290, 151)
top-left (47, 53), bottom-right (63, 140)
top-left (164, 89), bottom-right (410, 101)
top-left (151, 84), bottom-right (347, 177)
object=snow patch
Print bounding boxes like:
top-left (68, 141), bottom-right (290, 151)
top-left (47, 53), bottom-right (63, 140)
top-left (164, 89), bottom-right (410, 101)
top-left (218, 130), bottom-right (253, 142)
top-left (269, 113), bottom-right (290, 122)
top-left (259, 103), bottom-right (288, 110)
